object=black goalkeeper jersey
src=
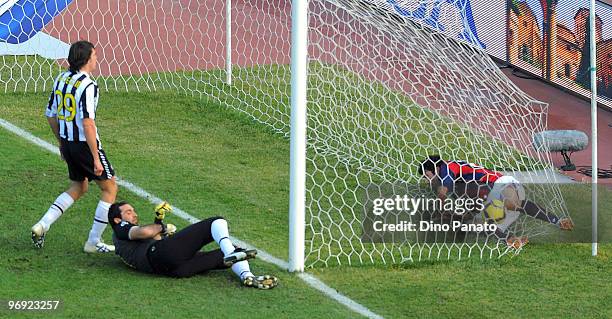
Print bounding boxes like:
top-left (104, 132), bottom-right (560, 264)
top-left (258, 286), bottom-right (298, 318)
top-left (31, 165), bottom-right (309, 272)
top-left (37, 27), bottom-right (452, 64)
top-left (111, 221), bottom-right (156, 273)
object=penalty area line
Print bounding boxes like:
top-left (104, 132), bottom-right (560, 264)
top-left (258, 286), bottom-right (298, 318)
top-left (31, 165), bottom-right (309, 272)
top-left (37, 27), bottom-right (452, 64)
top-left (0, 117), bottom-right (383, 319)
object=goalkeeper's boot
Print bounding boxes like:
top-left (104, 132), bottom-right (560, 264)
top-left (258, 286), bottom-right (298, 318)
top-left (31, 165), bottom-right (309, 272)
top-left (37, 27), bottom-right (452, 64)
top-left (83, 241), bottom-right (115, 253)
top-left (558, 218), bottom-right (574, 230)
top-left (31, 223), bottom-right (46, 249)
top-left (243, 275), bottom-right (278, 290)
top-left (223, 247), bottom-right (257, 266)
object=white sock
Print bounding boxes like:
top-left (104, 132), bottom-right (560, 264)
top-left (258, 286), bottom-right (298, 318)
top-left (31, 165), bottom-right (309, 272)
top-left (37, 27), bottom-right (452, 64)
top-left (87, 201), bottom-right (111, 244)
top-left (232, 261), bottom-right (254, 280)
top-left (211, 219), bottom-right (235, 256)
top-left (39, 192), bottom-right (75, 232)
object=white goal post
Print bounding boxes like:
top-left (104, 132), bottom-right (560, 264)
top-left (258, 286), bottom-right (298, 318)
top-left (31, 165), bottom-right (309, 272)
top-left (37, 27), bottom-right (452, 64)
top-left (288, 0), bottom-right (308, 273)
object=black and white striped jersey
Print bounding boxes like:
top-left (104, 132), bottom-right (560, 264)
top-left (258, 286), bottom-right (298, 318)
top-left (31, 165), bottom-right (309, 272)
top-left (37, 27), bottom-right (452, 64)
top-left (45, 70), bottom-right (101, 144)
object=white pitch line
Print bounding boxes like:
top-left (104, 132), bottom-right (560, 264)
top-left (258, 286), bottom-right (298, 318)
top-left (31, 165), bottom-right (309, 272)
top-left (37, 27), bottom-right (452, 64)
top-left (0, 117), bottom-right (383, 319)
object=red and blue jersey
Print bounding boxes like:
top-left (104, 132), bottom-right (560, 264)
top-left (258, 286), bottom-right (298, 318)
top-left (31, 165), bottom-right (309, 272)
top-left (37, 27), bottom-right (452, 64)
top-left (439, 160), bottom-right (503, 190)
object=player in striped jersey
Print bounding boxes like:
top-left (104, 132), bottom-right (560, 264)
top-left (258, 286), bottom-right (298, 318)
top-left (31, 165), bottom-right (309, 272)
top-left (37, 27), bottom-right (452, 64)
top-left (419, 155), bottom-right (573, 248)
top-left (31, 41), bottom-right (118, 253)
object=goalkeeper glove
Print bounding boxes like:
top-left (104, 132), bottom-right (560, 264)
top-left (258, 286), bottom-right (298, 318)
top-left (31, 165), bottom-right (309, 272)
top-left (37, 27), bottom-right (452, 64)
top-left (154, 201), bottom-right (172, 224)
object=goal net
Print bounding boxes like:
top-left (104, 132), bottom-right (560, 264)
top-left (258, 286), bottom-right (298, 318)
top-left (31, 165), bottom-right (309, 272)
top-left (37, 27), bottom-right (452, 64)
top-left (0, 0), bottom-right (569, 267)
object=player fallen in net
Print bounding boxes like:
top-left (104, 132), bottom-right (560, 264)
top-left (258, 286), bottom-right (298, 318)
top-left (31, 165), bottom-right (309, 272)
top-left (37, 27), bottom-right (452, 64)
top-left (419, 155), bottom-right (574, 248)
top-left (108, 201), bottom-right (278, 289)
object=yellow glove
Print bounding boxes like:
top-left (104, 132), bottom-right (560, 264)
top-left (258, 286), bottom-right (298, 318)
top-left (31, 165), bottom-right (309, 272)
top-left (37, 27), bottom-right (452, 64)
top-left (154, 201), bottom-right (172, 223)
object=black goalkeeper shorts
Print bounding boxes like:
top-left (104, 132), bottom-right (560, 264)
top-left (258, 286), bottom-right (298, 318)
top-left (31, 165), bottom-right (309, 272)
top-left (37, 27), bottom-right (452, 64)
top-left (60, 140), bottom-right (115, 182)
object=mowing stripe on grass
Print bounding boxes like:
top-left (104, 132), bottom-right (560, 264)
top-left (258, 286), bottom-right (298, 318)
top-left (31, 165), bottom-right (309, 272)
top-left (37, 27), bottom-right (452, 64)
top-left (0, 117), bottom-right (383, 319)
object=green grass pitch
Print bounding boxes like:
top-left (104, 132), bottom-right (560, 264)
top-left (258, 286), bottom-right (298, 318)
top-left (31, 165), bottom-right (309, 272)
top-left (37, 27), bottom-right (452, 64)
top-left (0, 88), bottom-right (610, 318)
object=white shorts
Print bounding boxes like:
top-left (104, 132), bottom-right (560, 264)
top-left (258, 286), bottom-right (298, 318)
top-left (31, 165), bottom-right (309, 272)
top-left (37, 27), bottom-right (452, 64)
top-left (486, 175), bottom-right (525, 204)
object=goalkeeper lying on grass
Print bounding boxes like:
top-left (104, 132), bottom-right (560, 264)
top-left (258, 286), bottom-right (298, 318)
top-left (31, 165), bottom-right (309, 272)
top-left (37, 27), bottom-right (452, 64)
top-left (419, 155), bottom-right (573, 248)
top-left (107, 201), bottom-right (278, 289)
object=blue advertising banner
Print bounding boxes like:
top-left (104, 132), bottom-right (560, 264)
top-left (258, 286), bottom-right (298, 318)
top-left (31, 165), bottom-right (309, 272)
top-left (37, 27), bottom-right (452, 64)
top-left (0, 0), bottom-right (73, 44)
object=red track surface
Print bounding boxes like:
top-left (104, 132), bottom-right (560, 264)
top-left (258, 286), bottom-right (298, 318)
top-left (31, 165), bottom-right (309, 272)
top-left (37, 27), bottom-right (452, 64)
top-left (43, 0), bottom-right (291, 76)
top-left (503, 69), bottom-right (612, 184)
